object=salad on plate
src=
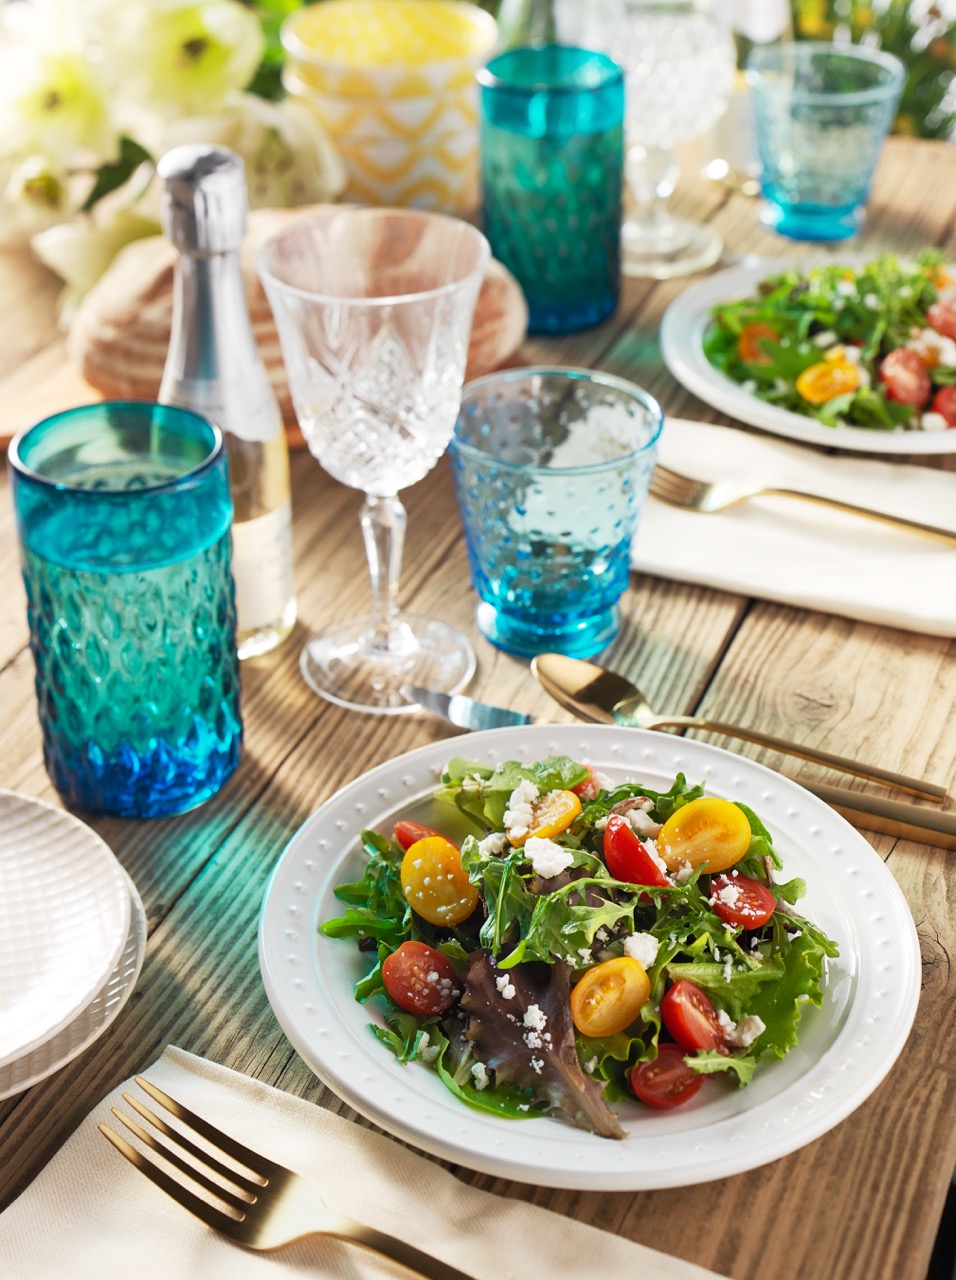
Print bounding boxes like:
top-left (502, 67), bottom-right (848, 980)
top-left (321, 755), bottom-right (839, 1139)
top-left (703, 250), bottom-right (956, 434)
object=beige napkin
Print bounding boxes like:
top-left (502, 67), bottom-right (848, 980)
top-left (0, 1046), bottom-right (729, 1279)
top-left (632, 418), bottom-right (956, 636)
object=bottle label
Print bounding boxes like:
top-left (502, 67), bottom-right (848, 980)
top-left (231, 500), bottom-right (296, 634)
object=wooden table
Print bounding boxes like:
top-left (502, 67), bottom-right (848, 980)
top-left (1, 136), bottom-right (954, 1280)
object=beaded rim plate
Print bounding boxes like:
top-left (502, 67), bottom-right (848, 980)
top-left (0, 791), bottom-right (131, 1068)
top-left (259, 725), bottom-right (920, 1190)
top-left (660, 255), bottom-right (956, 455)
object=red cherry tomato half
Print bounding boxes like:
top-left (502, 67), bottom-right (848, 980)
top-left (603, 814), bottom-right (669, 887)
top-left (661, 980), bottom-right (728, 1054)
top-left (710, 872), bottom-right (776, 929)
top-left (931, 385), bottom-right (956, 427)
top-left (381, 941), bottom-right (461, 1017)
top-left (628, 1043), bottom-right (705, 1110)
top-left (927, 299), bottom-right (956, 341)
top-left (879, 348), bottom-right (932, 408)
top-left (394, 820), bottom-right (447, 852)
top-left (571, 766), bottom-right (602, 802)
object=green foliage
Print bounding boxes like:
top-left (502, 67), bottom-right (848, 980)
top-left (791, 1), bottom-right (956, 140)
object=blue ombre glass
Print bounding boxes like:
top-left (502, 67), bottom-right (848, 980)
top-left (9, 402), bottom-right (242, 817)
top-left (451, 367), bottom-right (662, 658)
top-left (478, 45), bottom-right (625, 334)
top-left (747, 42), bottom-right (905, 243)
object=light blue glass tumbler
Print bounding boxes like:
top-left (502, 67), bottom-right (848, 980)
top-left (450, 367), bottom-right (663, 658)
top-left (478, 46), bottom-right (624, 334)
top-left (9, 402), bottom-right (242, 817)
top-left (747, 42), bottom-right (905, 242)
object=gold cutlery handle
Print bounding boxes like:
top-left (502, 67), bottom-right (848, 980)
top-left (771, 488), bottom-right (956, 546)
top-left (807, 782), bottom-right (956, 850)
top-left (329, 1215), bottom-right (477, 1280)
top-left (638, 713), bottom-right (946, 801)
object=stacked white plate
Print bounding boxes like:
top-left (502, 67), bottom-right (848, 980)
top-left (0, 790), bottom-right (146, 1099)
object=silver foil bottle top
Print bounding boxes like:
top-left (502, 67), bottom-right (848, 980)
top-left (157, 144), bottom-right (248, 255)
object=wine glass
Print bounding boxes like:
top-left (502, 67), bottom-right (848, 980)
top-left (258, 208), bottom-right (489, 715)
top-left (616, 0), bottom-right (736, 278)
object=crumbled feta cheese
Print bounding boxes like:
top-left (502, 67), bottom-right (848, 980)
top-left (812, 329), bottom-right (838, 347)
top-left (836, 279), bottom-right (856, 297)
top-left (715, 1009), bottom-right (764, 1046)
top-left (471, 1061), bottom-right (490, 1090)
top-left (478, 831), bottom-right (509, 857)
top-left (523, 1004), bottom-right (547, 1032)
top-left (530, 1057), bottom-right (544, 1074)
top-left (742, 379), bottom-right (758, 394)
top-left (623, 931), bottom-right (660, 970)
top-left (920, 412), bottom-right (949, 432)
top-left (585, 1056), bottom-right (598, 1073)
top-left (418, 1032), bottom-right (440, 1063)
top-left (643, 837), bottom-right (671, 879)
top-left (524, 836), bottom-right (574, 878)
top-left (723, 956), bottom-right (734, 983)
top-left (495, 974), bottom-right (516, 1000)
top-left (503, 779), bottom-right (539, 840)
top-left (673, 859), bottom-right (695, 884)
top-left (863, 292), bottom-right (879, 309)
top-left (627, 807), bottom-right (663, 839)
top-left (712, 882), bottom-right (741, 908)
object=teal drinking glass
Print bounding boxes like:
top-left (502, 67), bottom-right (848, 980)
top-left (450, 367), bottom-right (663, 657)
top-left (478, 45), bottom-right (625, 334)
top-left (747, 42), bottom-right (905, 242)
top-left (9, 402), bottom-right (242, 818)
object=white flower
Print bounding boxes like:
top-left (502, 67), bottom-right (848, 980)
top-left (0, 46), bottom-right (118, 167)
top-left (159, 92), bottom-right (346, 208)
top-left (0, 156), bottom-right (72, 238)
top-left (103, 0), bottom-right (265, 121)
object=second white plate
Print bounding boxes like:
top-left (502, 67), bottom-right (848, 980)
top-left (661, 256), bottom-right (956, 455)
top-left (0, 791), bottom-right (131, 1068)
top-left (259, 725), bottom-right (920, 1190)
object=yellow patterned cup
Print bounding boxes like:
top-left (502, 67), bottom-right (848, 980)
top-left (281, 0), bottom-right (498, 99)
top-left (283, 64), bottom-right (479, 141)
top-left (333, 129), bottom-right (480, 214)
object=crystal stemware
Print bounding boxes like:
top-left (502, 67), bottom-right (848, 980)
top-left (258, 208), bottom-right (489, 714)
top-left (616, 0), bottom-right (736, 278)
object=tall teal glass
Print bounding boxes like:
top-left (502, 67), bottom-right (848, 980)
top-left (9, 402), bottom-right (242, 818)
top-left (450, 367), bottom-right (662, 658)
top-left (478, 45), bottom-right (624, 334)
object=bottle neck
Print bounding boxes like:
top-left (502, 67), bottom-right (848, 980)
top-left (165, 251), bottom-right (257, 386)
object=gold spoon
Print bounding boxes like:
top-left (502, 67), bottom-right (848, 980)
top-left (531, 652), bottom-right (946, 802)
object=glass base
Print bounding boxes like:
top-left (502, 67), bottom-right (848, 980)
top-left (300, 613), bottom-right (476, 715)
top-left (476, 601), bottom-right (619, 660)
top-left (759, 197), bottom-right (863, 243)
top-left (621, 216), bottom-right (723, 279)
top-left (527, 290), bottom-right (619, 336)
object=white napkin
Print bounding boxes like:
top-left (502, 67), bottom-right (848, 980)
top-left (632, 419), bottom-right (956, 636)
top-left (0, 1046), bottom-right (729, 1280)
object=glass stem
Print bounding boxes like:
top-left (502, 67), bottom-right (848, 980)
top-left (359, 494), bottom-right (417, 659)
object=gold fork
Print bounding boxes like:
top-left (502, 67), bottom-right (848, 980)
top-left (649, 464), bottom-right (956, 545)
top-left (99, 1076), bottom-right (477, 1280)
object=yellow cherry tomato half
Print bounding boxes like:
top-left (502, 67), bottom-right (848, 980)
top-left (657, 797), bottom-right (752, 874)
top-left (570, 957), bottom-right (651, 1038)
top-left (400, 836), bottom-right (478, 926)
top-left (508, 789), bottom-right (582, 847)
top-left (795, 358), bottom-right (860, 405)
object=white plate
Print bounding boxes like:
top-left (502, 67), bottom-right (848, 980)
top-left (0, 791), bottom-right (131, 1067)
top-left (660, 256), bottom-right (956, 455)
top-left (0, 870), bottom-right (146, 1099)
top-left (259, 725), bottom-right (921, 1190)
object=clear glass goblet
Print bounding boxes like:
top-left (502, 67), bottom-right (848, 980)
top-left (258, 208), bottom-right (489, 715)
top-left (617, 0), bottom-right (736, 278)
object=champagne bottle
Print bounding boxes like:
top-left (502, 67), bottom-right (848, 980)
top-left (158, 144), bottom-right (296, 660)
